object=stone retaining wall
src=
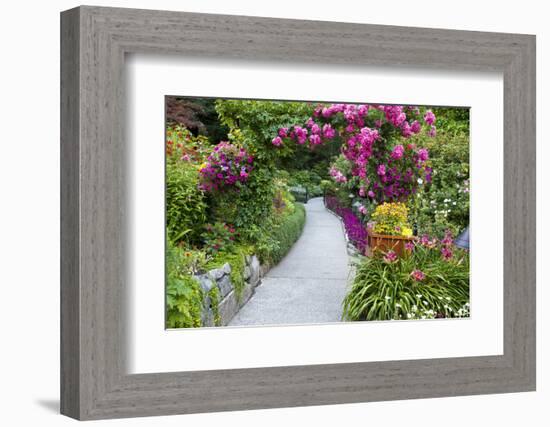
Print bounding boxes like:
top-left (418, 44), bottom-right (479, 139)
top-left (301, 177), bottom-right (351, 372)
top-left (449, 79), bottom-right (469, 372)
top-left (194, 255), bottom-right (261, 326)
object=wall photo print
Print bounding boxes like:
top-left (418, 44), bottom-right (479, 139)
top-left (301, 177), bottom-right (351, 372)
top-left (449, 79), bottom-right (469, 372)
top-left (165, 97), bottom-right (470, 329)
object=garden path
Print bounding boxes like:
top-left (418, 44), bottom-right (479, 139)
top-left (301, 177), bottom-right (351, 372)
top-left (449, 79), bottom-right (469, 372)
top-left (228, 197), bottom-right (351, 326)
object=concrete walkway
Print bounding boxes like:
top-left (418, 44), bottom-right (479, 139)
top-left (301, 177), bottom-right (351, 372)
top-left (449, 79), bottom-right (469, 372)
top-left (228, 197), bottom-right (350, 327)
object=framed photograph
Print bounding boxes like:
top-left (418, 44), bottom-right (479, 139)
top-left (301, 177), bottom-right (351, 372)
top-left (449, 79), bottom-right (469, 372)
top-left (61, 5), bottom-right (536, 420)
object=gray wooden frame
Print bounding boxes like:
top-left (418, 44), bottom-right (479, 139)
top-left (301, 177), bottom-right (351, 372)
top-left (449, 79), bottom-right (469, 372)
top-left (60, 5), bottom-right (536, 421)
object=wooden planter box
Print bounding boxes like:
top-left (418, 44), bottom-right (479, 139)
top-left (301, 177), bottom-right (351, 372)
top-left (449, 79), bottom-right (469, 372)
top-left (366, 231), bottom-right (415, 257)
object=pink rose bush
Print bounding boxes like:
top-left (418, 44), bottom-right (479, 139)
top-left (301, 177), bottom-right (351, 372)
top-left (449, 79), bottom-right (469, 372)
top-left (274, 103), bottom-right (436, 203)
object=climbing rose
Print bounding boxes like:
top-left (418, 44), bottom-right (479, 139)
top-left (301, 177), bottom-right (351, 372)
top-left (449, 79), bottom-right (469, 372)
top-left (272, 136), bottom-right (283, 146)
top-left (322, 123), bottom-right (336, 139)
top-left (418, 148), bottom-right (429, 162)
top-left (278, 127), bottom-right (288, 138)
top-left (391, 144), bottom-right (405, 160)
top-left (294, 126), bottom-right (308, 144)
top-left (411, 120), bottom-right (421, 134)
top-left (424, 110), bottom-right (436, 126)
top-left (309, 134), bottom-right (321, 145)
top-left (329, 167), bottom-right (347, 183)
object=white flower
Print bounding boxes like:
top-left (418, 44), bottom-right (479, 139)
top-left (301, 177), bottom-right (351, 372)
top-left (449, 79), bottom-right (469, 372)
top-left (423, 300), bottom-right (429, 306)
top-left (395, 303), bottom-right (401, 308)
top-left (417, 178), bottom-right (423, 184)
top-left (416, 294), bottom-right (422, 298)
top-left (385, 296), bottom-right (391, 300)
top-left (445, 297), bottom-right (451, 301)
top-left (452, 201), bottom-right (457, 205)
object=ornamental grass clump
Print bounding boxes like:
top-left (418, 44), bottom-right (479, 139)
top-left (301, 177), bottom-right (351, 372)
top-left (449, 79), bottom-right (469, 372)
top-left (342, 233), bottom-right (469, 321)
top-left (371, 202), bottom-right (413, 237)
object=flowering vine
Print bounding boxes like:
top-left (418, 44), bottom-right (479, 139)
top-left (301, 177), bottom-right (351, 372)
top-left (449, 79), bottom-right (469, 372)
top-left (274, 103), bottom-right (436, 203)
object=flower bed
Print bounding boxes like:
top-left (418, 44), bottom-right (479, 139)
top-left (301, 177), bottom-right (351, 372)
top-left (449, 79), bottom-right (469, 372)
top-left (324, 195), bottom-right (368, 254)
top-left (343, 233), bottom-right (470, 321)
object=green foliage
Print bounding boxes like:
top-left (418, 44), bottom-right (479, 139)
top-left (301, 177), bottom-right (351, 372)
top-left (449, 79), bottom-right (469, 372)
top-left (165, 243), bottom-right (205, 328)
top-left (409, 130), bottom-right (470, 237)
top-left (211, 166), bottom-right (277, 233)
top-left (208, 287), bottom-right (222, 326)
top-left (343, 245), bottom-right (469, 321)
top-left (206, 245), bottom-right (251, 301)
top-left (166, 160), bottom-right (207, 244)
top-left (288, 170), bottom-right (324, 198)
top-left (201, 221), bottom-right (237, 254)
top-left (215, 99), bottom-right (311, 165)
top-left (261, 203), bottom-right (306, 265)
top-left (166, 124), bottom-right (214, 162)
top-left (432, 106), bottom-right (470, 135)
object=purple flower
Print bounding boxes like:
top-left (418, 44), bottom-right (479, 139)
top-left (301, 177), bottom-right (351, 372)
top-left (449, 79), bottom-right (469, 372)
top-left (428, 125), bottom-right (437, 137)
top-left (405, 241), bottom-right (415, 251)
top-left (424, 110), bottom-right (436, 126)
top-left (410, 120), bottom-right (421, 134)
top-left (377, 164), bottom-right (386, 176)
top-left (368, 190), bottom-right (375, 198)
top-left (410, 269), bottom-right (425, 281)
top-left (278, 127), bottom-right (288, 138)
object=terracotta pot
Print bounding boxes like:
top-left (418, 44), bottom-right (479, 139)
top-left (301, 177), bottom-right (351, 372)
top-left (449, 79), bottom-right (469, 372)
top-left (366, 231), bottom-right (415, 257)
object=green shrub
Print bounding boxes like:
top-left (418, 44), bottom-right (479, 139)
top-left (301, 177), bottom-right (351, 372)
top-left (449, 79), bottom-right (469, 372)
top-left (343, 243), bottom-right (469, 321)
top-left (165, 243), bottom-right (205, 328)
top-left (409, 130), bottom-right (469, 238)
top-left (262, 203), bottom-right (306, 265)
top-left (288, 170), bottom-right (324, 198)
top-left (215, 99), bottom-right (311, 165)
top-left (166, 160), bottom-right (207, 244)
top-left (201, 221), bottom-right (237, 254)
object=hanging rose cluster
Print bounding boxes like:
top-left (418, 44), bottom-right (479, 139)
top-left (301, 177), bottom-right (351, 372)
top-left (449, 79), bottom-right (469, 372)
top-left (198, 142), bottom-right (254, 192)
top-left (273, 103), bottom-right (436, 203)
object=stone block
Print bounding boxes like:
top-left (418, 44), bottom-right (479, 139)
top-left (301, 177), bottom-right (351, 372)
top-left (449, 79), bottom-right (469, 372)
top-left (217, 274), bottom-right (233, 298)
